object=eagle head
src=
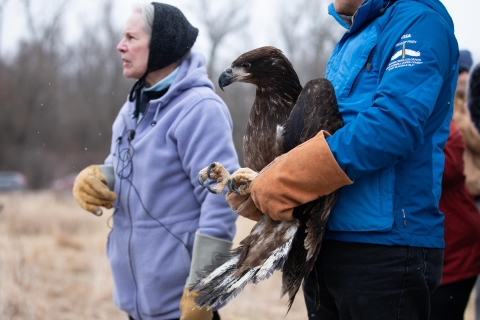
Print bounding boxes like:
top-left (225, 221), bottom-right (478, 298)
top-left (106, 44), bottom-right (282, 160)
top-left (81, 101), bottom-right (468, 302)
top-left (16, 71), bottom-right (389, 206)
top-left (218, 46), bottom-right (299, 91)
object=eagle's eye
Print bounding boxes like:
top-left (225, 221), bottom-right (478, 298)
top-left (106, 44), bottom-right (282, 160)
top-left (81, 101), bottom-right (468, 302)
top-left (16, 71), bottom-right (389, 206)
top-left (242, 62), bottom-right (251, 70)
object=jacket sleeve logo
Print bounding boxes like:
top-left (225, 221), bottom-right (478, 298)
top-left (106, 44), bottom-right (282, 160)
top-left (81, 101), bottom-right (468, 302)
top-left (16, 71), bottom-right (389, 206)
top-left (387, 35), bottom-right (423, 71)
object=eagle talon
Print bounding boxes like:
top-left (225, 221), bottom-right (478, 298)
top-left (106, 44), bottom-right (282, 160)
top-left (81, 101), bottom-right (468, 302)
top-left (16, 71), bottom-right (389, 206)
top-left (198, 162), bottom-right (230, 194)
top-left (198, 165), bottom-right (221, 194)
top-left (205, 184), bottom-right (219, 194)
top-left (198, 173), bottom-right (207, 187)
top-left (197, 173), bottom-right (219, 194)
top-left (228, 178), bottom-right (242, 195)
top-left (206, 163), bottom-right (216, 180)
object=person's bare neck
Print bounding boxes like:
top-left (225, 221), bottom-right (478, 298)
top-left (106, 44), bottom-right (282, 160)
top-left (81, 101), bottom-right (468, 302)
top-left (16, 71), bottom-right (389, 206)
top-left (145, 62), bottom-right (178, 87)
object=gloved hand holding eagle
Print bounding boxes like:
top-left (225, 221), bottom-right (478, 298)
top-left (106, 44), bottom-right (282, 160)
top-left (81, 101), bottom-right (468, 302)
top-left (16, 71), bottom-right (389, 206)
top-left (194, 46), bottom-right (352, 312)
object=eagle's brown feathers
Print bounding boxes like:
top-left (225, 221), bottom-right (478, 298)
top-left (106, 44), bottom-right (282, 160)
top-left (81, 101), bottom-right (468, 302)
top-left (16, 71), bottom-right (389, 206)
top-left (224, 47), bottom-right (303, 171)
top-left (193, 46), bottom-right (343, 311)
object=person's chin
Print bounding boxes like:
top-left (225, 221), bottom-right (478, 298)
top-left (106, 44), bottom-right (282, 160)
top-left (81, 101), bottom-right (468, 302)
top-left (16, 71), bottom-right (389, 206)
top-left (123, 70), bottom-right (136, 79)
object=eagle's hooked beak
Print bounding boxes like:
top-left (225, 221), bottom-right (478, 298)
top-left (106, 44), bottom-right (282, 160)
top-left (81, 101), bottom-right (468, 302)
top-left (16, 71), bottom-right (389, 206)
top-left (218, 67), bottom-right (234, 91)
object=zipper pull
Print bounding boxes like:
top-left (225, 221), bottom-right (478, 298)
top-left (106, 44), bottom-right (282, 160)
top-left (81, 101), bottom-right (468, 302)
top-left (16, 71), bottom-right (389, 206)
top-left (366, 56), bottom-right (372, 72)
top-left (366, 48), bottom-right (375, 72)
top-left (402, 209), bottom-right (407, 227)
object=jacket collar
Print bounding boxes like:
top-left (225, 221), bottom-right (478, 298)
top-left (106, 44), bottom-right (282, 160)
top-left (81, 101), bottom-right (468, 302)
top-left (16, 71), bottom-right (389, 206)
top-left (328, 0), bottom-right (389, 33)
top-left (329, 0), bottom-right (454, 34)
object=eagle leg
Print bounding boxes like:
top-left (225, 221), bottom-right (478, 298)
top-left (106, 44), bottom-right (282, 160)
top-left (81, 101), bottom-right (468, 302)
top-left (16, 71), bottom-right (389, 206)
top-left (198, 162), bottom-right (231, 194)
top-left (227, 168), bottom-right (259, 195)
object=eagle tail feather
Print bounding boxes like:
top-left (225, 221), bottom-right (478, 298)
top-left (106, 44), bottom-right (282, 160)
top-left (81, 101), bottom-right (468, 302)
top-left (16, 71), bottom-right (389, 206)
top-left (191, 236), bottom-right (294, 309)
top-left (280, 197), bottom-right (336, 311)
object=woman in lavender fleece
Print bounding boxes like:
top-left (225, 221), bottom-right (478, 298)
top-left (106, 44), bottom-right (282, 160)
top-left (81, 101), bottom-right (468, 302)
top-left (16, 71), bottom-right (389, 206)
top-left (72, 3), bottom-right (239, 320)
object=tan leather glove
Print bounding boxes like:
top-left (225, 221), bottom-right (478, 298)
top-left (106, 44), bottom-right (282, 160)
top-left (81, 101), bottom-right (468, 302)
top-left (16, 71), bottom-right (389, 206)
top-left (226, 191), bottom-right (263, 221)
top-left (179, 287), bottom-right (212, 320)
top-left (250, 130), bottom-right (352, 221)
top-left (72, 165), bottom-right (116, 216)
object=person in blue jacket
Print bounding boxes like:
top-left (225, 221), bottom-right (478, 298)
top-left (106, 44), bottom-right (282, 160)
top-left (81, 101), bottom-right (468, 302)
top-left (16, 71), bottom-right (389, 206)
top-left (228, 0), bottom-right (459, 319)
top-left (72, 2), bottom-right (239, 320)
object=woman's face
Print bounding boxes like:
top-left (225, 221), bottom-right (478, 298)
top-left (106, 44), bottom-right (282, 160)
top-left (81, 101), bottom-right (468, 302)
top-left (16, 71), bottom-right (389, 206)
top-left (117, 12), bottom-right (150, 79)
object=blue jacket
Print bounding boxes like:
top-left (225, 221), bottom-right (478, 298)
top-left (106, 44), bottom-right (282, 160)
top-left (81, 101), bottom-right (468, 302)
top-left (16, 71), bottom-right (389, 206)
top-left (324, 0), bottom-right (459, 248)
top-left (104, 52), bottom-right (239, 320)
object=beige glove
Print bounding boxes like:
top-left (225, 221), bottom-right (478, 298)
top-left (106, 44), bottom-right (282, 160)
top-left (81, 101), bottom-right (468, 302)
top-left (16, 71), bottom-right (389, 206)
top-left (179, 287), bottom-right (212, 320)
top-left (226, 191), bottom-right (263, 221)
top-left (250, 131), bottom-right (353, 221)
top-left (180, 232), bottom-right (232, 319)
top-left (72, 165), bottom-right (116, 216)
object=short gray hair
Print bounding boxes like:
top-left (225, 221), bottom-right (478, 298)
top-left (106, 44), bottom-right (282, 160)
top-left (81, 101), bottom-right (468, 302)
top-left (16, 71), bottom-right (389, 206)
top-left (132, 2), bottom-right (154, 36)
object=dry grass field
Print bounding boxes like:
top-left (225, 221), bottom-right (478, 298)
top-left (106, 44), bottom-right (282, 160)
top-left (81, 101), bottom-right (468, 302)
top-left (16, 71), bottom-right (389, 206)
top-left (0, 191), bottom-right (307, 319)
top-left (0, 191), bottom-right (476, 319)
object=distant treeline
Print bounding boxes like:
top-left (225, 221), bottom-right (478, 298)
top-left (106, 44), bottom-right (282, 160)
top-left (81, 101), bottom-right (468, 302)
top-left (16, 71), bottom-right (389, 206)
top-left (0, 0), bottom-right (342, 189)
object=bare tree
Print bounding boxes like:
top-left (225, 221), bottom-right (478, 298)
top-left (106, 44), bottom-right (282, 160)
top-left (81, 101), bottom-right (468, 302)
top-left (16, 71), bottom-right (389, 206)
top-left (0, 0), bottom-right (129, 188)
top-left (301, 0), bottom-right (344, 79)
top-left (277, 0), bottom-right (309, 63)
top-left (0, 0), bottom-right (9, 56)
top-left (22, 0), bottom-right (68, 42)
top-left (193, 0), bottom-right (251, 77)
top-left (276, 0), bottom-right (344, 83)
top-left (185, 0), bottom-right (254, 164)
top-left (60, 0), bottom-right (131, 178)
top-left (0, 0), bottom-right (345, 187)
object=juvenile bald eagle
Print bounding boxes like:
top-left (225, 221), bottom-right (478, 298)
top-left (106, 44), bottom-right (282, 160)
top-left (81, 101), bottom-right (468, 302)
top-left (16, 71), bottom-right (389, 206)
top-left (195, 46), bottom-right (343, 311)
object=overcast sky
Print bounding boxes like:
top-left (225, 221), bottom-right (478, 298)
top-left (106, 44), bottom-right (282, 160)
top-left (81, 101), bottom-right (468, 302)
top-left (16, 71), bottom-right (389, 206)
top-left (1, 0), bottom-right (478, 65)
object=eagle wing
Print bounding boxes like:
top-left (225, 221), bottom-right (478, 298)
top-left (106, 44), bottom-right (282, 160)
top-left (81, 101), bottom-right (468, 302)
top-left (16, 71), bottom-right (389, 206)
top-left (283, 79), bottom-right (342, 153)
top-left (191, 216), bottom-right (298, 308)
top-left (281, 78), bottom-right (343, 310)
top-left (193, 47), bottom-right (343, 312)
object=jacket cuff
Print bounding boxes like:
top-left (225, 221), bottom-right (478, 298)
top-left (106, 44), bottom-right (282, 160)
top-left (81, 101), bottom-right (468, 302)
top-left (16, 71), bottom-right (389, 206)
top-left (98, 164), bottom-right (115, 190)
top-left (186, 231), bottom-right (233, 287)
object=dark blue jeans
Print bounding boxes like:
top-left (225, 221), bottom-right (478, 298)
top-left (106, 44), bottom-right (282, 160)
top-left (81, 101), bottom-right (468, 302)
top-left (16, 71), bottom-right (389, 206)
top-left (303, 240), bottom-right (443, 320)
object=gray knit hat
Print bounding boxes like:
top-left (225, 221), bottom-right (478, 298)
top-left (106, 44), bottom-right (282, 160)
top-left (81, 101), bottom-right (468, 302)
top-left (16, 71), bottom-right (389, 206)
top-left (459, 49), bottom-right (473, 73)
top-left (146, 2), bottom-right (198, 73)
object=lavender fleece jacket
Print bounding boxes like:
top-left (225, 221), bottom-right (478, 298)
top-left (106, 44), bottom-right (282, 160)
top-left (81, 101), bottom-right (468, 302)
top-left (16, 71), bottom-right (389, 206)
top-left (104, 52), bottom-right (239, 320)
